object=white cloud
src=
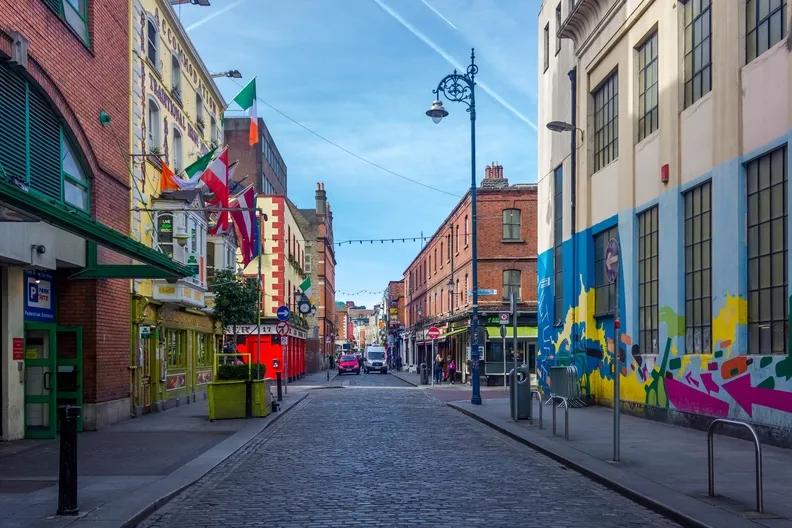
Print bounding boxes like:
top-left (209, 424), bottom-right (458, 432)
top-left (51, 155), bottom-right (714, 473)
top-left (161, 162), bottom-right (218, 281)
top-left (186, 0), bottom-right (247, 32)
top-left (419, 0), bottom-right (458, 30)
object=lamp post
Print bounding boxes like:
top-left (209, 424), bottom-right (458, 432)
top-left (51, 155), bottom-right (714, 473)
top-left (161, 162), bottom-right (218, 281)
top-left (210, 70), bottom-right (242, 79)
top-left (427, 48), bottom-right (482, 405)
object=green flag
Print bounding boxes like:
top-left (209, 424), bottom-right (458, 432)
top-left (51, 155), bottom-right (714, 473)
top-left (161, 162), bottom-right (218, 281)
top-left (183, 148), bottom-right (216, 178)
top-left (299, 277), bottom-right (312, 294)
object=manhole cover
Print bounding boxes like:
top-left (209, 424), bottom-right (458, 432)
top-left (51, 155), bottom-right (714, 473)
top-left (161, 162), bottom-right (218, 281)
top-left (0, 480), bottom-right (55, 493)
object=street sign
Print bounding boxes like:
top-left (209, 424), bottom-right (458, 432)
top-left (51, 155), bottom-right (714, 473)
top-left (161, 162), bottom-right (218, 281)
top-left (276, 321), bottom-right (289, 335)
top-left (427, 327), bottom-right (440, 340)
top-left (467, 289), bottom-right (498, 296)
top-left (281, 336), bottom-right (289, 345)
top-left (276, 305), bottom-right (291, 321)
top-left (605, 238), bottom-right (620, 283)
top-left (499, 312), bottom-right (509, 325)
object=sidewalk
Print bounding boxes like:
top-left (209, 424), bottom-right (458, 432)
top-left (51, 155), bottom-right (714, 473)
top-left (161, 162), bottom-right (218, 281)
top-left (450, 398), bottom-right (792, 528)
top-left (0, 391), bottom-right (307, 528)
top-left (288, 369), bottom-right (339, 389)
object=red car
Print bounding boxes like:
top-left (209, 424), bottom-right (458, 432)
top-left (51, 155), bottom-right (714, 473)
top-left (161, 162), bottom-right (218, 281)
top-left (338, 355), bottom-right (360, 375)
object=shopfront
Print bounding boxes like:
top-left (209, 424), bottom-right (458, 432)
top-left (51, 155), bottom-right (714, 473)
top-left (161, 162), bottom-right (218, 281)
top-left (482, 314), bottom-right (538, 385)
top-left (226, 323), bottom-right (307, 382)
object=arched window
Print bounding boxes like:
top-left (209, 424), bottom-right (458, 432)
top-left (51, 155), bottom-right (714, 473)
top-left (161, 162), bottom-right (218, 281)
top-left (146, 18), bottom-right (159, 66)
top-left (172, 128), bottom-right (183, 172)
top-left (147, 99), bottom-right (161, 152)
top-left (62, 134), bottom-right (88, 211)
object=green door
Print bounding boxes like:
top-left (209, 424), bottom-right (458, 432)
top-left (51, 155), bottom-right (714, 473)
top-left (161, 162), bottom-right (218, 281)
top-left (24, 325), bottom-right (57, 439)
top-left (56, 326), bottom-right (83, 432)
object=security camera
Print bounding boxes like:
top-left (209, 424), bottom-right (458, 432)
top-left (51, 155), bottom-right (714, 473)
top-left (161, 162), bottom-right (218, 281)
top-left (32, 244), bottom-right (45, 254)
top-left (165, 277), bottom-right (178, 284)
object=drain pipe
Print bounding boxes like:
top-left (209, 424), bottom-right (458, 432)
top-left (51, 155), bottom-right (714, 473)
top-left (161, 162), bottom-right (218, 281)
top-left (568, 67), bottom-right (578, 345)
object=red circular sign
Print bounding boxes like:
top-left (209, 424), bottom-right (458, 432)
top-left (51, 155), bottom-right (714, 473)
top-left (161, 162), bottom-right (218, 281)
top-left (427, 327), bottom-right (440, 339)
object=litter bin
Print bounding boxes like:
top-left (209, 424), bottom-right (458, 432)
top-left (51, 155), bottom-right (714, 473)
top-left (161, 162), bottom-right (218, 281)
top-left (420, 363), bottom-right (429, 385)
top-left (509, 366), bottom-right (532, 421)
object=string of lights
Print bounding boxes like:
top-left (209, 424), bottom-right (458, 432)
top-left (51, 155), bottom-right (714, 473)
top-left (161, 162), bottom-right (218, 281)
top-left (335, 289), bottom-right (388, 297)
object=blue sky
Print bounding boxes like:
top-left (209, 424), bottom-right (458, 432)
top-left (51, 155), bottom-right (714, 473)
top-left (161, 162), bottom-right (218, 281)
top-left (179, 0), bottom-right (539, 309)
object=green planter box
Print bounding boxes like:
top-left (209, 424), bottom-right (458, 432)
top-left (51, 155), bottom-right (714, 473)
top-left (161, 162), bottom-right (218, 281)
top-left (208, 379), bottom-right (271, 420)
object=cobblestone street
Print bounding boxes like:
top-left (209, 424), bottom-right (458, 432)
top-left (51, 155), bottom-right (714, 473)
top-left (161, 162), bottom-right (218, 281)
top-left (139, 375), bottom-right (677, 527)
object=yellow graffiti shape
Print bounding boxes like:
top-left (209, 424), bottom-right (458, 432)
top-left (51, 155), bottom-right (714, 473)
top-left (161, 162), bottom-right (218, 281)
top-left (554, 276), bottom-right (606, 353)
top-left (712, 295), bottom-right (746, 353)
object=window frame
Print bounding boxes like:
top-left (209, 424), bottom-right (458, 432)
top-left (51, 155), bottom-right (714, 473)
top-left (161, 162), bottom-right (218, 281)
top-left (555, 4), bottom-right (562, 55)
top-left (502, 208), bottom-right (522, 241)
top-left (747, 146), bottom-right (788, 355)
top-left (638, 206), bottom-right (659, 355)
top-left (60, 131), bottom-right (90, 213)
top-left (593, 72), bottom-right (619, 172)
top-left (746, 0), bottom-right (787, 63)
top-left (684, 181), bottom-right (712, 354)
top-left (503, 269), bottom-right (522, 301)
top-left (146, 16), bottom-right (159, 68)
top-left (594, 226), bottom-right (619, 316)
top-left (197, 332), bottom-right (213, 367)
top-left (172, 127), bottom-right (183, 172)
top-left (637, 32), bottom-right (659, 142)
top-left (165, 328), bottom-right (186, 368)
top-left (62, 0), bottom-right (91, 47)
top-left (554, 165), bottom-right (564, 325)
top-left (683, 0), bottom-right (712, 108)
top-left (464, 215), bottom-right (469, 247)
top-left (171, 54), bottom-right (182, 99)
top-left (147, 98), bottom-right (161, 152)
top-left (543, 23), bottom-right (550, 72)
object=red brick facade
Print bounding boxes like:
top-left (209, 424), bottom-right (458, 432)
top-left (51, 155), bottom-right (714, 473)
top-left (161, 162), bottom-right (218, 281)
top-left (1, 0), bottom-right (133, 408)
top-left (404, 165), bottom-right (538, 328)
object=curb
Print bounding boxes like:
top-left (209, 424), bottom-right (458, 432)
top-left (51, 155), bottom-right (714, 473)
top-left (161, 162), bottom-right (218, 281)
top-left (448, 403), bottom-right (734, 528)
top-left (120, 393), bottom-right (309, 528)
top-left (390, 373), bottom-right (418, 387)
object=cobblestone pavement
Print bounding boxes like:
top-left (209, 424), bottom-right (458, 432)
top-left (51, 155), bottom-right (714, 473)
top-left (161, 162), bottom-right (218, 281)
top-left (139, 375), bottom-right (677, 528)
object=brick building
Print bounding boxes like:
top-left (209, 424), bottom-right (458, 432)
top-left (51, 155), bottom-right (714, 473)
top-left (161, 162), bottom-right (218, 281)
top-left (386, 280), bottom-right (405, 359)
top-left (0, 0), bottom-right (190, 439)
top-left (292, 183), bottom-right (337, 373)
top-left (225, 117), bottom-right (287, 195)
top-left (403, 164), bottom-right (538, 384)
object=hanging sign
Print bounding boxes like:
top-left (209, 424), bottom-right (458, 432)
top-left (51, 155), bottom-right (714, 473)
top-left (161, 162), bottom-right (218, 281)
top-left (24, 270), bottom-right (55, 322)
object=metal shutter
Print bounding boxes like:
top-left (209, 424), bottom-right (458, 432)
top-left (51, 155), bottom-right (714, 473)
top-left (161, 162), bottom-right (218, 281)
top-left (0, 64), bottom-right (27, 184)
top-left (28, 84), bottom-right (62, 202)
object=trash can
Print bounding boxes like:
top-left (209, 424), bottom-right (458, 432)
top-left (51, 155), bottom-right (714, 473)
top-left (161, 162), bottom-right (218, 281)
top-left (420, 363), bottom-right (429, 385)
top-left (509, 367), bottom-right (532, 421)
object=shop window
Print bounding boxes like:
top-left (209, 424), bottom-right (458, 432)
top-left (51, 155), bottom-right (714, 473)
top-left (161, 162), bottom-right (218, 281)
top-left (165, 329), bottom-right (185, 368)
top-left (197, 333), bottom-right (213, 366)
top-left (594, 226), bottom-right (618, 315)
top-left (593, 72), bottom-right (619, 171)
top-left (746, 0), bottom-right (787, 63)
top-left (684, 181), bottom-right (712, 353)
top-left (502, 209), bottom-right (522, 240)
top-left (638, 206), bottom-right (659, 354)
top-left (146, 17), bottom-right (159, 67)
top-left (683, 0), bottom-right (712, 108)
top-left (747, 146), bottom-right (788, 354)
top-left (637, 32), bottom-right (658, 141)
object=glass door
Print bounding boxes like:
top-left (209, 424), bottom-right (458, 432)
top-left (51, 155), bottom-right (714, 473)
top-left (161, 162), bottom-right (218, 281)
top-left (24, 325), bottom-right (56, 439)
top-left (56, 327), bottom-right (83, 432)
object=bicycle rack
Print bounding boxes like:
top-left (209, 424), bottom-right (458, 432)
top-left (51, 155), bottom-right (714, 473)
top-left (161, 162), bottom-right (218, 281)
top-left (530, 390), bottom-right (543, 429)
top-left (707, 418), bottom-right (763, 513)
top-left (544, 396), bottom-right (569, 440)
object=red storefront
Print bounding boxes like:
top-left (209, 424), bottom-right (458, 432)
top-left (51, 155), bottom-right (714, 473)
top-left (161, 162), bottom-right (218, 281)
top-left (226, 323), bottom-right (307, 381)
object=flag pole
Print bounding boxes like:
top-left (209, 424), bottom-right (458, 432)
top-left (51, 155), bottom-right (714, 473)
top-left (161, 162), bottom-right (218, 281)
top-left (256, 209), bottom-right (262, 380)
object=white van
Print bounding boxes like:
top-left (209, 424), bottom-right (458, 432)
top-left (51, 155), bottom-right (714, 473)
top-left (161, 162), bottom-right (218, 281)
top-left (364, 345), bottom-right (387, 374)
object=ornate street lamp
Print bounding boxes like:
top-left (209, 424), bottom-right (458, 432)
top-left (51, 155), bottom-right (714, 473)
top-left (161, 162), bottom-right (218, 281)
top-left (426, 48), bottom-right (482, 405)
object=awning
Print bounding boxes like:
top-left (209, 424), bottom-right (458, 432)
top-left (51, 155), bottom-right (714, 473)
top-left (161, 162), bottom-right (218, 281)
top-left (0, 179), bottom-right (192, 279)
top-left (486, 326), bottom-right (538, 339)
top-left (446, 327), bottom-right (467, 338)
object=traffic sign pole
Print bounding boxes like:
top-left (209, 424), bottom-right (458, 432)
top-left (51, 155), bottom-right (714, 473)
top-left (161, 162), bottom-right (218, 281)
top-left (605, 237), bottom-right (621, 463)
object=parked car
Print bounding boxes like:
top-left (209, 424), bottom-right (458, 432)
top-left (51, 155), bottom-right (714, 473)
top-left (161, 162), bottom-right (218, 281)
top-left (338, 355), bottom-right (360, 375)
top-left (364, 346), bottom-right (387, 374)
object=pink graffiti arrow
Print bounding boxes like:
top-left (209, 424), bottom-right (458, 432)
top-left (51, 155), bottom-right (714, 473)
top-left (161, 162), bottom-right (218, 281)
top-left (700, 373), bottom-right (720, 394)
top-left (722, 374), bottom-right (792, 417)
top-left (685, 371), bottom-right (700, 387)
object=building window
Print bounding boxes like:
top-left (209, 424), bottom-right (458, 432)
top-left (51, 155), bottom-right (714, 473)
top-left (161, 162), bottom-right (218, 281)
top-left (434, 249), bottom-right (437, 273)
top-left (456, 223), bottom-right (460, 252)
top-left (464, 274), bottom-right (469, 304)
top-left (146, 17), bottom-right (158, 67)
top-left (441, 289), bottom-right (444, 312)
top-left (196, 94), bottom-right (204, 132)
top-left (171, 55), bottom-right (181, 99)
top-left (210, 116), bottom-right (217, 145)
top-left (464, 215), bottom-right (469, 246)
top-left (147, 99), bottom-right (161, 152)
top-left (747, 146), bottom-right (788, 355)
top-left (197, 333), bottom-right (213, 366)
top-left (440, 242), bottom-right (444, 268)
top-left (684, 181), bottom-right (712, 354)
top-left (503, 270), bottom-right (521, 300)
top-left (165, 329), bottom-right (185, 368)
top-left (305, 253), bottom-right (312, 273)
top-left (502, 209), bottom-right (522, 240)
top-left (593, 73), bottom-right (618, 172)
top-left (554, 165), bottom-right (564, 324)
top-left (683, 0), bottom-right (712, 108)
top-left (594, 227), bottom-right (618, 315)
top-left (637, 32), bottom-right (658, 141)
top-left (543, 23), bottom-right (550, 72)
top-left (555, 4), bottom-right (562, 54)
top-left (172, 128), bottom-right (183, 172)
top-left (156, 212), bottom-right (174, 258)
top-left (747, 0), bottom-right (787, 62)
top-left (638, 207), bottom-right (659, 354)
top-left (59, 0), bottom-right (90, 46)
top-left (59, 133), bottom-right (89, 211)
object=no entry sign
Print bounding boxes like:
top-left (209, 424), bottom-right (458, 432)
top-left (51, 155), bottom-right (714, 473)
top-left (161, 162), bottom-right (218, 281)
top-left (427, 327), bottom-right (440, 340)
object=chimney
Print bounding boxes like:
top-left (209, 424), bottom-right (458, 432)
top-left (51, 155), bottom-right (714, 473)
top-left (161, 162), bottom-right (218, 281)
top-left (316, 182), bottom-right (327, 216)
top-left (480, 163), bottom-right (508, 189)
top-left (484, 165), bottom-right (492, 179)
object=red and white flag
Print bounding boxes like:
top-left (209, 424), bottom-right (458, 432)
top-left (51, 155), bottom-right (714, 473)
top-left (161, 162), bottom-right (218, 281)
top-left (230, 185), bottom-right (259, 265)
top-left (202, 147), bottom-right (230, 233)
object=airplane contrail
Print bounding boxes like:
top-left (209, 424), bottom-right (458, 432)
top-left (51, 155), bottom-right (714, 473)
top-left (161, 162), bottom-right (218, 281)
top-left (372, 0), bottom-right (537, 130)
top-left (419, 0), bottom-right (458, 30)
top-left (186, 0), bottom-right (247, 32)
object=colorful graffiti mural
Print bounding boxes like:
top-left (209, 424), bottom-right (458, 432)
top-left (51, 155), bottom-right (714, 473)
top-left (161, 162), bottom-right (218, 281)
top-left (538, 227), bottom-right (792, 430)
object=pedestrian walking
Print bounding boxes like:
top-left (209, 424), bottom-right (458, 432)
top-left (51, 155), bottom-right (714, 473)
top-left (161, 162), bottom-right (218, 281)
top-left (448, 357), bottom-right (456, 384)
top-left (434, 352), bottom-right (443, 384)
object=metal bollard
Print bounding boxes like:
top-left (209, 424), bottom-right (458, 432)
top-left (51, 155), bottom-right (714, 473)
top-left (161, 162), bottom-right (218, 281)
top-left (276, 372), bottom-right (283, 402)
top-left (530, 390), bottom-right (543, 429)
top-left (57, 405), bottom-right (81, 516)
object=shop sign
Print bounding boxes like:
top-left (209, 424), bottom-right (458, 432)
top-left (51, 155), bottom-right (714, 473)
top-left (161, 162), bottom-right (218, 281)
top-left (12, 338), bottom-right (23, 360)
top-left (24, 270), bottom-right (55, 322)
top-left (139, 326), bottom-right (151, 340)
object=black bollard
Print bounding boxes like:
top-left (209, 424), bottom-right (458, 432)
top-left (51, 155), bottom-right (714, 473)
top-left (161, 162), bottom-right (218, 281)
top-left (57, 405), bottom-right (81, 516)
top-left (276, 372), bottom-right (283, 402)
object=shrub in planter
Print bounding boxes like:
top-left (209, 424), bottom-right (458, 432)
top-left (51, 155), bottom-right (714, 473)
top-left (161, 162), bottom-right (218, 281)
top-left (216, 363), bottom-right (267, 381)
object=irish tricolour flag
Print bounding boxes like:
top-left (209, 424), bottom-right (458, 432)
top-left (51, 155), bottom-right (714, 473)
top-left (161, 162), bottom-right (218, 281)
top-left (232, 78), bottom-right (258, 146)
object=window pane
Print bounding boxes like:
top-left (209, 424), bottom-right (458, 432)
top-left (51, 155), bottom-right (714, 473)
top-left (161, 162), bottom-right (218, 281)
top-left (65, 180), bottom-right (87, 210)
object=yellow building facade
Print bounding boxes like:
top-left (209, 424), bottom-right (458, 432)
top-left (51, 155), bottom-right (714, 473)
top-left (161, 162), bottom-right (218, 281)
top-left (129, 0), bottom-right (228, 414)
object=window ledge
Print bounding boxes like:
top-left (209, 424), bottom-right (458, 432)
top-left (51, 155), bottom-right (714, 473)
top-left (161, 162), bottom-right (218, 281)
top-left (501, 239), bottom-right (524, 244)
top-left (594, 312), bottom-right (614, 320)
